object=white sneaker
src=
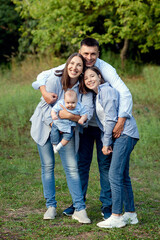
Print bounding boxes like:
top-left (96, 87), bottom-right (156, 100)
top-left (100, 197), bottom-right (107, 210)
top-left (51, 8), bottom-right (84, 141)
top-left (123, 212), bottom-right (138, 224)
top-left (43, 206), bottom-right (57, 220)
top-left (53, 145), bottom-right (58, 153)
top-left (72, 209), bottom-right (91, 224)
top-left (97, 215), bottom-right (126, 228)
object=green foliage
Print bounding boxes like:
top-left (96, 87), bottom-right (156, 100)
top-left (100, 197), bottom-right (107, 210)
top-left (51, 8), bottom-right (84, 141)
top-left (100, 48), bottom-right (143, 77)
top-left (0, 0), bottom-right (21, 62)
top-left (12, 0), bottom-right (160, 60)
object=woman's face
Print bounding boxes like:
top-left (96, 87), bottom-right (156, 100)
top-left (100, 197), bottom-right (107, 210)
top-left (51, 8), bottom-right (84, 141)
top-left (84, 69), bottom-right (101, 93)
top-left (67, 56), bottom-right (83, 79)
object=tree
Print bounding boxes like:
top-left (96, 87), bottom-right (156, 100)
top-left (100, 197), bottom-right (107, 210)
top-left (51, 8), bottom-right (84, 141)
top-left (12, 0), bottom-right (160, 65)
top-left (0, 0), bottom-right (21, 63)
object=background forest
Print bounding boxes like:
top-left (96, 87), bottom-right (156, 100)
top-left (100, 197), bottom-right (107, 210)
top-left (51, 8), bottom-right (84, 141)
top-left (1, 0), bottom-right (160, 66)
top-left (0, 1), bottom-right (160, 240)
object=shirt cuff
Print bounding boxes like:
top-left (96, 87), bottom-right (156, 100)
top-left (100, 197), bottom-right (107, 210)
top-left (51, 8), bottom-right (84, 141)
top-left (118, 111), bottom-right (131, 119)
top-left (32, 80), bottom-right (46, 90)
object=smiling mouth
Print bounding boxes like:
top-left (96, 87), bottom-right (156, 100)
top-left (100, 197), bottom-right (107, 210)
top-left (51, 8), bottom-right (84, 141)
top-left (86, 62), bottom-right (93, 66)
top-left (70, 70), bottom-right (78, 75)
top-left (86, 60), bottom-right (95, 65)
top-left (87, 83), bottom-right (95, 87)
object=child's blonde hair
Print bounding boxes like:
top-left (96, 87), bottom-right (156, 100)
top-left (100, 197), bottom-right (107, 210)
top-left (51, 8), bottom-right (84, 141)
top-left (64, 90), bottom-right (77, 100)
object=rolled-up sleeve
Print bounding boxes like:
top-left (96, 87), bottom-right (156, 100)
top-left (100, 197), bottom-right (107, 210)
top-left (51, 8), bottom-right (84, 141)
top-left (97, 60), bottom-right (133, 118)
top-left (32, 63), bottom-right (65, 90)
top-left (100, 88), bottom-right (118, 146)
top-left (40, 75), bottom-right (62, 125)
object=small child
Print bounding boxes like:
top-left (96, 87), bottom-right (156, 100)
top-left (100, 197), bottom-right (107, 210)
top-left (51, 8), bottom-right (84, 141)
top-left (50, 89), bottom-right (88, 153)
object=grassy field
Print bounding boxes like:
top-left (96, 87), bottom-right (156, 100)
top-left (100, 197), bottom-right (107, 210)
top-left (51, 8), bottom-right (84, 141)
top-left (0, 57), bottom-right (160, 240)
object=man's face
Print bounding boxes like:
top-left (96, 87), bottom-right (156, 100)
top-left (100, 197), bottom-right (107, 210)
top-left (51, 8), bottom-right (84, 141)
top-left (79, 45), bottom-right (99, 67)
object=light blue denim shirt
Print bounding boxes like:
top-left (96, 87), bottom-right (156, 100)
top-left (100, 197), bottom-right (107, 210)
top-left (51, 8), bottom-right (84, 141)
top-left (95, 83), bottom-right (139, 147)
top-left (32, 58), bottom-right (133, 119)
top-left (52, 99), bottom-right (88, 133)
top-left (30, 74), bottom-right (94, 146)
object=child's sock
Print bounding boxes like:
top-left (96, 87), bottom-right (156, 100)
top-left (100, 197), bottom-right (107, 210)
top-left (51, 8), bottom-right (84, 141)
top-left (55, 142), bottom-right (63, 152)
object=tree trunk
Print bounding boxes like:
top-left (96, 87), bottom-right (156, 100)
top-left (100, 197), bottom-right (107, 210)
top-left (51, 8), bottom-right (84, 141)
top-left (120, 39), bottom-right (129, 69)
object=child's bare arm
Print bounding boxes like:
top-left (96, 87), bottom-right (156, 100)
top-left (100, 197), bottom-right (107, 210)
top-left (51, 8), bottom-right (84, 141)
top-left (78, 114), bottom-right (88, 125)
top-left (51, 110), bottom-right (58, 120)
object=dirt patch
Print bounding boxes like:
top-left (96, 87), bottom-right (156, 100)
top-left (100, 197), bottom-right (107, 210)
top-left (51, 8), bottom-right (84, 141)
top-left (53, 231), bottom-right (107, 240)
top-left (2, 207), bottom-right (43, 222)
top-left (0, 231), bottom-right (22, 240)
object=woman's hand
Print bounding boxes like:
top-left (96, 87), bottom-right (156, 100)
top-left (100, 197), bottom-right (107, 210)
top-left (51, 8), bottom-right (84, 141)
top-left (102, 146), bottom-right (113, 155)
top-left (40, 86), bottom-right (58, 104)
top-left (58, 104), bottom-right (72, 119)
top-left (59, 104), bottom-right (81, 122)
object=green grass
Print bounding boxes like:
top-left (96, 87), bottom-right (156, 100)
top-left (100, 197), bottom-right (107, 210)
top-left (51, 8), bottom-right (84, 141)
top-left (0, 60), bottom-right (160, 239)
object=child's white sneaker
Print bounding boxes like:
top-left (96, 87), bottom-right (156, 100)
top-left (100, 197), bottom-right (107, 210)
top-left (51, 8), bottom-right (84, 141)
top-left (123, 212), bottom-right (138, 224)
top-left (43, 206), bottom-right (57, 219)
top-left (97, 215), bottom-right (126, 228)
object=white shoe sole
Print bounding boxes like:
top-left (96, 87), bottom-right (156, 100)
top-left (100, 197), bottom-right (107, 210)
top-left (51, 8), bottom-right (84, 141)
top-left (72, 215), bottom-right (91, 224)
top-left (43, 216), bottom-right (56, 220)
top-left (97, 223), bottom-right (126, 228)
top-left (43, 213), bottom-right (57, 220)
top-left (63, 212), bottom-right (73, 216)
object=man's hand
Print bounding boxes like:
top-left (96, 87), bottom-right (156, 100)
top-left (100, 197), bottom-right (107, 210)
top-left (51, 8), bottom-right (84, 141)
top-left (113, 117), bottom-right (126, 138)
top-left (40, 85), bottom-right (58, 104)
top-left (102, 146), bottom-right (113, 155)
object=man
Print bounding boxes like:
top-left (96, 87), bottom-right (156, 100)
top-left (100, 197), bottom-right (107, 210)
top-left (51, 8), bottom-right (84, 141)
top-left (32, 38), bottom-right (132, 219)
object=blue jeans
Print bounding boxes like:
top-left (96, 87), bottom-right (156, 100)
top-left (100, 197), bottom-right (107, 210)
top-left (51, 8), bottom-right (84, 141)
top-left (37, 135), bottom-right (85, 211)
top-left (109, 135), bottom-right (138, 214)
top-left (78, 126), bottom-right (112, 209)
top-left (50, 123), bottom-right (74, 144)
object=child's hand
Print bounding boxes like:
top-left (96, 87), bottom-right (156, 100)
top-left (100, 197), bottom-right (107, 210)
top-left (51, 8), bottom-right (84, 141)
top-left (102, 146), bottom-right (113, 155)
top-left (78, 119), bottom-right (84, 125)
top-left (78, 114), bottom-right (87, 125)
top-left (51, 111), bottom-right (58, 120)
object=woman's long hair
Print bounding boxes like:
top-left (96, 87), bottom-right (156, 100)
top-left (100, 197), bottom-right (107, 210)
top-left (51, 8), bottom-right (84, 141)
top-left (55, 53), bottom-right (85, 92)
top-left (79, 66), bottom-right (105, 94)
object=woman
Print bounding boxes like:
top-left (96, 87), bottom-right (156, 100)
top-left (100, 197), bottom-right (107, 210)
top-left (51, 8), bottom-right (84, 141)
top-left (30, 53), bottom-right (93, 223)
top-left (80, 66), bottom-right (139, 228)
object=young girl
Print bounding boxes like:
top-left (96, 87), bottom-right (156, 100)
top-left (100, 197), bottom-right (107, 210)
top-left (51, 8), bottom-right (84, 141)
top-left (81, 66), bottom-right (139, 228)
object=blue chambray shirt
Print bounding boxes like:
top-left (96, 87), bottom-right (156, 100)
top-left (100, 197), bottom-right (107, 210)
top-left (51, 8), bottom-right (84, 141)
top-left (32, 58), bottom-right (133, 119)
top-left (95, 82), bottom-right (139, 147)
top-left (51, 99), bottom-right (88, 133)
top-left (30, 74), bottom-right (94, 146)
